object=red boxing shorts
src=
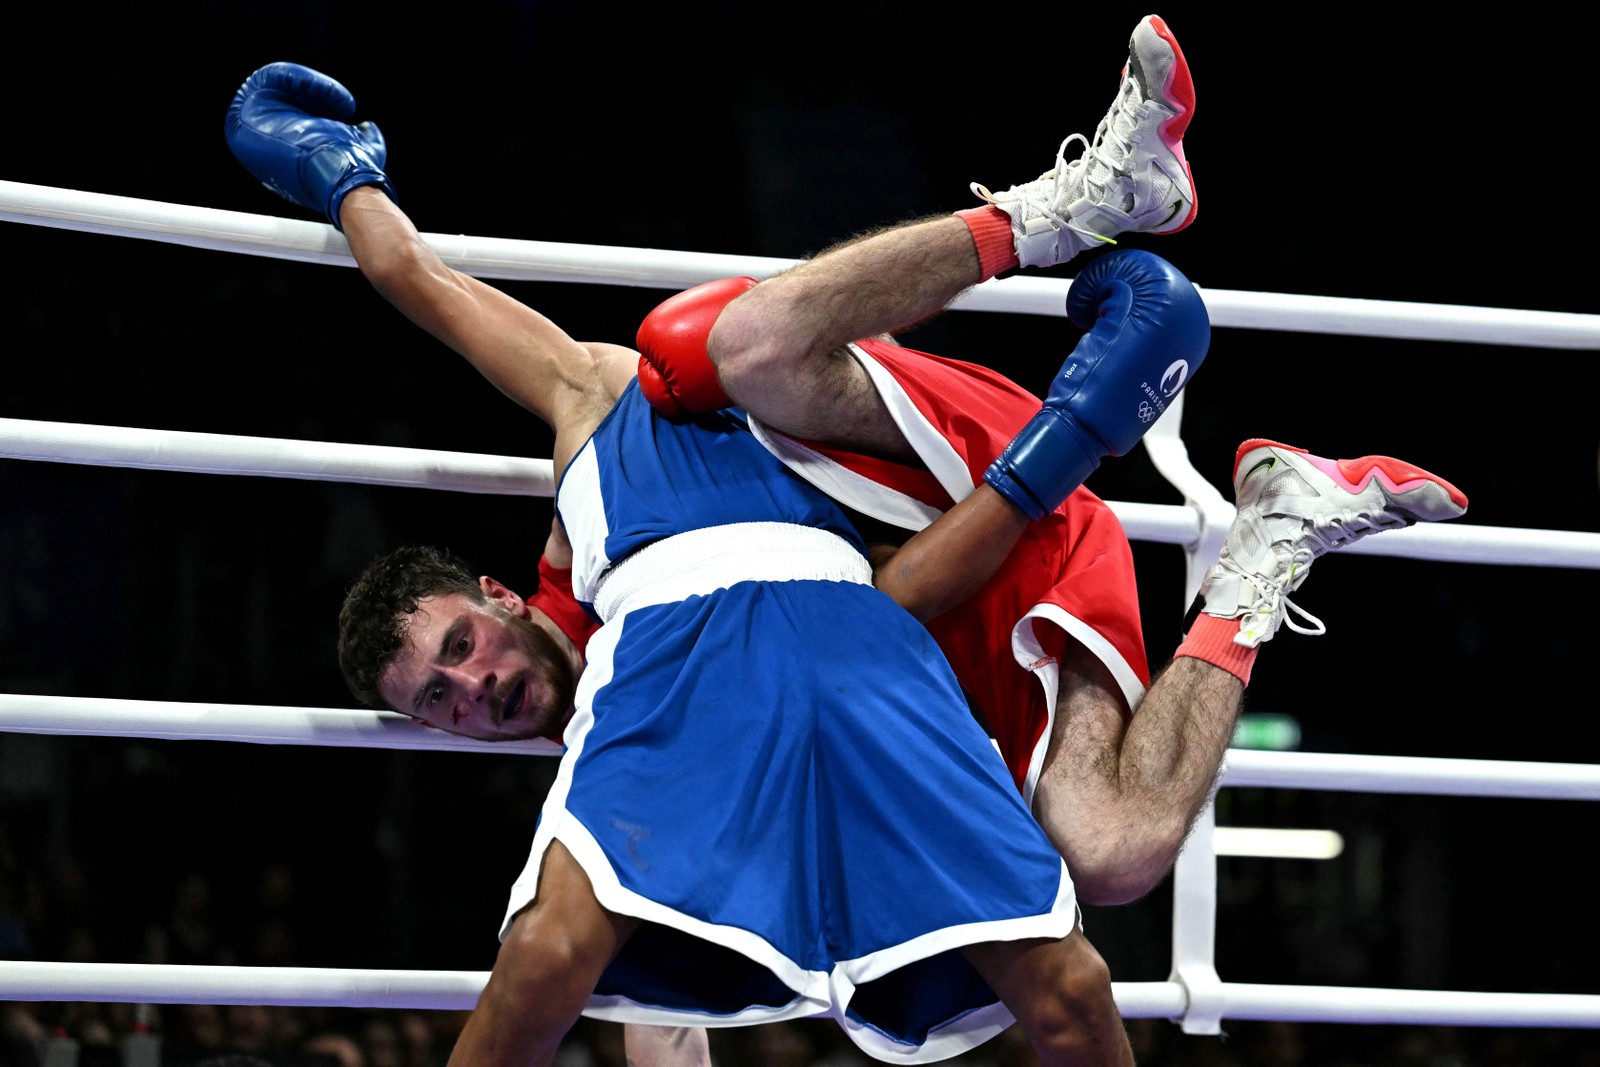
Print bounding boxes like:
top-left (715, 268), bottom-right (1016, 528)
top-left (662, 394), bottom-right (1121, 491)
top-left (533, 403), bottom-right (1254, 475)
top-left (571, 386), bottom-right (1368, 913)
top-left (748, 338), bottom-right (1151, 803)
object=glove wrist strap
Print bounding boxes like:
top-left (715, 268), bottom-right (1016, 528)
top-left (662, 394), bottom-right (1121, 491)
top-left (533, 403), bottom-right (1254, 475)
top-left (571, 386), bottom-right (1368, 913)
top-left (983, 410), bottom-right (1100, 520)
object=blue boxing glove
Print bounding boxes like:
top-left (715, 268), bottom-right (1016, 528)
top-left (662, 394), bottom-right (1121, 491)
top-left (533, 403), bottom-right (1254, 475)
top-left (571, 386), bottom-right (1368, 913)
top-left (984, 248), bottom-right (1210, 519)
top-left (224, 62), bottom-right (396, 230)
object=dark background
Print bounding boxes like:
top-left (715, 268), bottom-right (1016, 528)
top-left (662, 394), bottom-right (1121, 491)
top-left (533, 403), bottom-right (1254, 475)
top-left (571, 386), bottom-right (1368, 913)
top-left (2, 1), bottom-right (1597, 1061)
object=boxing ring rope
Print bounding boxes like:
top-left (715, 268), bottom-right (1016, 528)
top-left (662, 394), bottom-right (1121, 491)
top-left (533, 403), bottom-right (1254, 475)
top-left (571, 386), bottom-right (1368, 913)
top-left (4, 416), bottom-right (1597, 571)
top-left (0, 416), bottom-right (557, 497)
top-left (6, 692), bottom-right (1600, 799)
top-left (0, 693), bottom-right (562, 756)
top-left (6, 961), bottom-right (1598, 1030)
top-left (7, 179), bottom-right (1600, 347)
top-left (4, 181), bottom-right (1600, 1037)
top-left (4, 692), bottom-right (1598, 799)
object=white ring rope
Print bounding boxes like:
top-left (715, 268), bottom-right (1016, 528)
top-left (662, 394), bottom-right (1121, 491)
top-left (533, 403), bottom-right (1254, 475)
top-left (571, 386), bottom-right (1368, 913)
top-left (2, 693), bottom-right (1593, 798)
top-left (5, 179), bottom-right (1600, 349)
top-left (0, 961), bottom-right (489, 1011)
top-left (0, 693), bottom-right (561, 755)
top-left (1218, 749), bottom-right (1600, 799)
top-left (5, 415), bottom-right (1599, 570)
top-left (0, 416), bottom-right (554, 496)
top-left (2, 962), bottom-right (1593, 1029)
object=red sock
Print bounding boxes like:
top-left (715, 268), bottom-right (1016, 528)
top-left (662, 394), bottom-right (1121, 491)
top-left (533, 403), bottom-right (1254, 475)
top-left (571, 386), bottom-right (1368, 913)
top-left (955, 206), bottom-right (1020, 280)
top-left (1175, 614), bottom-right (1259, 686)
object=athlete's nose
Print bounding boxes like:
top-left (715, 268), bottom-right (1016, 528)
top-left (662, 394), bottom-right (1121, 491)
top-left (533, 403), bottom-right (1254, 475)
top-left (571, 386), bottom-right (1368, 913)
top-left (443, 663), bottom-right (496, 704)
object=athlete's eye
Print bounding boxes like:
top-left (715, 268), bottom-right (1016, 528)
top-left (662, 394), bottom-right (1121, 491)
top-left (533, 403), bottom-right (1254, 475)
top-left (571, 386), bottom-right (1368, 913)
top-left (454, 634), bottom-right (469, 654)
top-left (426, 686), bottom-right (443, 706)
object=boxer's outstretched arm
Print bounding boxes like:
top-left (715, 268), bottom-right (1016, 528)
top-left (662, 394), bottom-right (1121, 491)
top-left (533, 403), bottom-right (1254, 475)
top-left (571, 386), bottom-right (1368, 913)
top-left (337, 188), bottom-right (633, 466)
top-left (223, 61), bottom-right (632, 471)
top-left (221, 63), bottom-right (1138, 635)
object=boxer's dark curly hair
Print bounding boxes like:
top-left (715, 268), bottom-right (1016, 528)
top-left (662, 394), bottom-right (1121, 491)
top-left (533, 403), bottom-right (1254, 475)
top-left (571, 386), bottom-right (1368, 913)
top-left (338, 544), bottom-right (483, 709)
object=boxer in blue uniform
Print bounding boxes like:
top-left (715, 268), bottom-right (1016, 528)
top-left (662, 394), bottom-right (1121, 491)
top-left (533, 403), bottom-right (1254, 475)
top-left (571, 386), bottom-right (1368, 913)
top-left (515, 383), bottom-right (1079, 1055)
top-left (224, 59), bottom-right (1146, 1067)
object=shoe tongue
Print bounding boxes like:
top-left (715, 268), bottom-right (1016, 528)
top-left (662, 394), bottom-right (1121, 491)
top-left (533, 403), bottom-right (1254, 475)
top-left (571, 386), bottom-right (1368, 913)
top-left (1110, 82), bottom-right (1143, 140)
top-left (1084, 79), bottom-right (1141, 201)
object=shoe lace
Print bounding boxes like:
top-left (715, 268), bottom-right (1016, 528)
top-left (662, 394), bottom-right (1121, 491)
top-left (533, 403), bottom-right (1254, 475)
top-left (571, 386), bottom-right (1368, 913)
top-left (968, 132), bottom-right (1113, 247)
top-left (1307, 510), bottom-right (1413, 551)
top-left (1077, 75), bottom-right (1145, 207)
top-left (968, 70), bottom-right (1147, 227)
top-left (1224, 559), bottom-right (1328, 645)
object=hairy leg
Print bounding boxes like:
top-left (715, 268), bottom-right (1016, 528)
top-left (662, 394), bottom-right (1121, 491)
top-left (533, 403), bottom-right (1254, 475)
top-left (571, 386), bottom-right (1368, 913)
top-left (962, 929), bottom-right (1134, 1066)
top-left (1034, 642), bottom-right (1243, 906)
top-left (707, 215), bottom-right (983, 456)
top-left (446, 841), bottom-right (638, 1067)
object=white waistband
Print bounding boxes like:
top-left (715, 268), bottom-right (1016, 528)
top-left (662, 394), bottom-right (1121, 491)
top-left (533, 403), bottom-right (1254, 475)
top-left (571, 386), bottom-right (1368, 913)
top-left (592, 523), bottom-right (872, 624)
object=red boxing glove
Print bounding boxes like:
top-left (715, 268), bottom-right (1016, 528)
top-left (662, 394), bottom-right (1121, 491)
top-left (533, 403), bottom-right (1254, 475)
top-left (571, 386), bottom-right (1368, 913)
top-left (636, 276), bottom-right (758, 418)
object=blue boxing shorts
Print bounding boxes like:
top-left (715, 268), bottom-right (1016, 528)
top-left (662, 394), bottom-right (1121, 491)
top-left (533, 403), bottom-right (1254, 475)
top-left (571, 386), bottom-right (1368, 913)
top-left (499, 524), bottom-right (1081, 1063)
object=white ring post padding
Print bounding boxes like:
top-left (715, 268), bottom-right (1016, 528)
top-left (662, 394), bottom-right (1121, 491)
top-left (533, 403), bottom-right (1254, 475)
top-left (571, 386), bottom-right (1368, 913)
top-left (0, 693), bottom-right (562, 756)
top-left (5, 180), bottom-right (1600, 349)
top-left (1170, 804), bottom-right (1225, 1035)
top-left (1140, 394), bottom-right (1233, 605)
top-left (1220, 749), bottom-right (1600, 799)
top-left (0, 417), bottom-right (554, 496)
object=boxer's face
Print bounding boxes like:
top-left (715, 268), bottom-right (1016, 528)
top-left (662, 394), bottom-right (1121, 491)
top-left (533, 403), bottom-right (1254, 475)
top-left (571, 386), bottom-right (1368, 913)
top-left (377, 592), bottom-right (576, 742)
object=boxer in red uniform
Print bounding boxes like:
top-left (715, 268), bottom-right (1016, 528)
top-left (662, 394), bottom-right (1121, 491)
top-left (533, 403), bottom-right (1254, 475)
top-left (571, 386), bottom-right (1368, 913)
top-left (636, 259), bottom-right (1465, 909)
top-left (631, 13), bottom-right (1465, 909)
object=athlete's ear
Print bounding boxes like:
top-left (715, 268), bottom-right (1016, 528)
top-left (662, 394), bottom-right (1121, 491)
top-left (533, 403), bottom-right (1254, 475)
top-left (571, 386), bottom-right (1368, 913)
top-left (478, 575), bottom-right (530, 616)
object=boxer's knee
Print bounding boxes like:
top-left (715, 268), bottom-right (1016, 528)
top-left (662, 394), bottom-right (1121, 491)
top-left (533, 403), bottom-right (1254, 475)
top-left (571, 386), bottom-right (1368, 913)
top-left (701, 278), bottom-right (782, 390)
top-left (964, 930), bottom-right (1129, 1062)
top-left (488, 844), bottom-right (636, 1027)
